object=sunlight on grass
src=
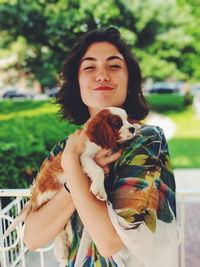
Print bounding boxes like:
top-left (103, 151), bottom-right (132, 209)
top-left (1, 99), bottom-right (200, 169)
top-left (173, 156), bottom-right (192, 166)
top-left (146, 94), bottom-right (185, 112)
top-left (163, 108), bottom-right (200, 168)
top-left (0, 100), bottom-right (59, 120)
top-left (168, 138), bottom-right (200, 168)
top-left (164, 107), bottom-right (200, 138)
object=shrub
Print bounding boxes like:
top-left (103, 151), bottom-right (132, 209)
top-left (0, 101), bottom-right (79, 189)
top-left (146, 94), bottom-right (186, 112)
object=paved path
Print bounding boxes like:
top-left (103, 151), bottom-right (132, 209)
top-left (175, 169), bottom-right (200, 267)
top-left (146, 111), bottom-right (176, 140)
top-left (175, 169), bottom-right (200, 194)
top-left (17, 249), bottom-right (58, 267)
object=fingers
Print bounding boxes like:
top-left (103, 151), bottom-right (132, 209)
top-left (94, 149), bottom-right (122, 168)
top-left (94, 149), bottom-right (123, 177)
top-left (103, 166), bottom-right (110, 176)
top-left (105, 150), bottom-right (122, 165)
top-left (98, 149), bottom-right (112, 157)
top-left (65, 128), bottom-right (86, 156)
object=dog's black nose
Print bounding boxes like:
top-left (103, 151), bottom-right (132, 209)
top-left (129, 127), bottom-right (135, 133)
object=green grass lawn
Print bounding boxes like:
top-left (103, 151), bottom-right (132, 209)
top-left (0, 97), bottom-right (199, 189)
top-left (146, 93), bottom-right (186, 112)
top-left (163, 107), bottom-right (200, 169)
top-left (0, 100), bottom-right (79, 153)
top-left (146, 94), bottom-right (200, 169)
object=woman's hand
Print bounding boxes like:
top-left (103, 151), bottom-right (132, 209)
top-left (61, 118), bottom-right (123, 175)
top-left (61, 128), bottom-right (87, 171)
top-left (61, 118), bottom-right (92, 163)
top-left (94, 149), bottom-right (122, 176)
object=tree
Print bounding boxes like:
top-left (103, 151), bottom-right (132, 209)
top-left (176, 0), bottom-right (200, 81)
top-left (0, 0), bottom-right (199, 87)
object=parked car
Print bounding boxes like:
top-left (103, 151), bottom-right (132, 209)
top-left (2, 88), bottom-right (34, 99)
top-left (45, 87), bottom-right (59, 98)
top-left (149, 82), bottom-right (180, 94)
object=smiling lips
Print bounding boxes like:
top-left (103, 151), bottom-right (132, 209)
top-left (94, 86), bottom-right (114, 91)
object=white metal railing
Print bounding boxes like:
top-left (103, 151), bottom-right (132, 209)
top-left (0, 189), bottom-right (54, 267)
top-left (0, 189), bottom-right (200, 267)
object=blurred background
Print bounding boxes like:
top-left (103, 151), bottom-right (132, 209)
top-left (0, 0), bottom-right (200, 188)
top-left (0, 0), bottom-right (200, 266)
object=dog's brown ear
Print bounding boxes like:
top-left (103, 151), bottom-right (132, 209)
top-left (86, 115), bottom-right (118, 149)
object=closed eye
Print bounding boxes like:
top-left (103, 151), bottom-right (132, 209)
top-left (110, 65), bottom-right (121, 68)
top-left (84, 66), bottom-right (95, 70)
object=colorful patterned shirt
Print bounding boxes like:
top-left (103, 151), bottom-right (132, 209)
top-left (49, 125), bottom-right (179, 267)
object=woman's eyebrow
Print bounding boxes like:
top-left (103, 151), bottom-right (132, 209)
top-left (81, 55), bottom-right (124, 63)
top-left (81, 57), bottom-right (96, 63)
top-left (107, 56), bottom-right (124, 61)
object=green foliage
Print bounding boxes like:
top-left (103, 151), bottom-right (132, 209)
top-left (146, 94), bottom-right (186, 112)
top-left (0, 100), bottom-right (80, 189)
top-left (144, 97), bottom-right (200, 168)
top-left (177, 0), bottom-right (200, 81)
top-left (0, 0), bottom-right (200, 85)
top-left (145, 97), bottom-right (200, 168)
top-left (163, 106), bottom-right (200, 138)
top-left (168, 138), bottom-right (200, 168)
top-left (0, 100), bottom-right (200, 190)
top-left (163, 106), bottom-right (200, 168)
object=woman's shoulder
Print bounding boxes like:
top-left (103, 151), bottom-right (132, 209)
top-left (130, 119), bottom-right (165, 140)
top-left (140, 124), bottom-right (165, 140)
top-left (117, 124), bottom-right (167, 165)
top-left (126, 123), bottom-right (166, 149)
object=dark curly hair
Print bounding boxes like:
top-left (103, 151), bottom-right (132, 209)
top-left (56, 27), bottom-right (149, 125)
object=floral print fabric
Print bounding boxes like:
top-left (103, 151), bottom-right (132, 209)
top-left (109, 125), bottom-right (176, 232)
top-left (49, 125), bottom-right (178, 267)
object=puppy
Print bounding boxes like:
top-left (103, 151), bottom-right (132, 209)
top-left (3, 107), bottom-right (141, 266)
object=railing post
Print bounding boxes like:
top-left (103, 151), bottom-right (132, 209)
top-left (40, 251), bottom-right (45, 267)
top-left (0, 198), bottom-right (7, 267)
top-left (16, 196), bottom-right (26, 267)
top-left (180, 196), bottom-right (186, 267)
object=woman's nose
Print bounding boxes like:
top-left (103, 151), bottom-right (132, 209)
top-left (95, 70), bottom-right (111, 82)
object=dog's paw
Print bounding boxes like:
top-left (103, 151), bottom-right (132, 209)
top-left (90, 183), bottom-right (107, 201)
top-left (95, 191), bottom-right (107, 201)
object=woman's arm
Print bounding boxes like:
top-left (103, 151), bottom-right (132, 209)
top-left (61, 130), bottom-right (125, 258)
top-left (23, 187), bottom-right (75, 250)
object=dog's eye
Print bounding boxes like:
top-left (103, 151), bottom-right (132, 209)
top-left (113, 121), bottom-right (122, 128)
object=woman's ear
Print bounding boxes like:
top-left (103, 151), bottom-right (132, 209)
top-left (86, 117), bottom-right (118, 149)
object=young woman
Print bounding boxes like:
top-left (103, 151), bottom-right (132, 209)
top-left (24, 27), bottom-right (179, 267)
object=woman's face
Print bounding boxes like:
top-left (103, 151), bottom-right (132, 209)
top-left (78, 41), bottom-right (129, 117)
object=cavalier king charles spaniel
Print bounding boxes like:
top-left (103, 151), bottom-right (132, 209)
top-left (3, 107), bottom-right (141, 266)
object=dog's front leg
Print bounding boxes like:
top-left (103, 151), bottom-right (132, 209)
top-left (88, 162), bottom-right (107, 201)
top-left (80, 143), bottom-right (107, 201)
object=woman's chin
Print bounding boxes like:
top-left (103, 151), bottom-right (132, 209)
top-left (88, 104), bottom-right (122, 117)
